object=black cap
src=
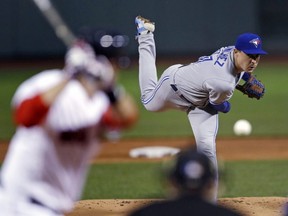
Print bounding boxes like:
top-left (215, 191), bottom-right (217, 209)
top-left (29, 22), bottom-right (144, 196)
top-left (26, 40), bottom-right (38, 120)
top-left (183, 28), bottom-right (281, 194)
top-left (168, 147), bottom-right (216, 191)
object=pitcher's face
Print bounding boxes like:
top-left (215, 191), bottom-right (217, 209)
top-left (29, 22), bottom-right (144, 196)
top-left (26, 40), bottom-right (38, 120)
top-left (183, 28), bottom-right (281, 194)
top-left (234, 49), bottom-right (260, 73)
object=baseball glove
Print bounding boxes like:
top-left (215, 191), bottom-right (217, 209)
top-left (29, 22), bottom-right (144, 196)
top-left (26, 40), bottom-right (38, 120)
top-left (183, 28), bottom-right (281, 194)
top-left (236, 74), bottom-right (265, 100)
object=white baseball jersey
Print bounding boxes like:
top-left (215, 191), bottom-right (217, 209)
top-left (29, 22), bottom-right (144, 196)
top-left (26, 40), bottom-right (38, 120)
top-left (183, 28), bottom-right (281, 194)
top-left (0, 69), bottom-right (110, 215)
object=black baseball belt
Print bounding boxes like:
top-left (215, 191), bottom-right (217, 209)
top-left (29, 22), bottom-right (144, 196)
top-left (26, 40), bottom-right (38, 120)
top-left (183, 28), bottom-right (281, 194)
top-left (170, 84), bottom-right (196, 113)
top-left (170, 84), bottom-right (192, 104)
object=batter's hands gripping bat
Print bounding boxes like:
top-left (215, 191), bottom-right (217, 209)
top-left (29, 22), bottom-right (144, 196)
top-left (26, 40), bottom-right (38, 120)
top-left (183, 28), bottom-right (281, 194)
top-left (31, 0), bottom-right (76, 47)
top-left (31, 0), bottom-right (119, 96)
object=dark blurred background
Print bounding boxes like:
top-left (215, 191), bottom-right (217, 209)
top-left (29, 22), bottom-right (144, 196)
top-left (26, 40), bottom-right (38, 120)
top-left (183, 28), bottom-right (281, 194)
top-left (0, 0), bottom-right (287, 61)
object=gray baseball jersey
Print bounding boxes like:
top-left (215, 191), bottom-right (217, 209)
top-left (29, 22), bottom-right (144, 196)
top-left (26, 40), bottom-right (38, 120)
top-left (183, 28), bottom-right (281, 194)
top-left (137, 33), bottom-right (244, 201)
top-left (171, 46), bottom-right (244, 108)
top-left (138, 34), bottom-right (244, 112)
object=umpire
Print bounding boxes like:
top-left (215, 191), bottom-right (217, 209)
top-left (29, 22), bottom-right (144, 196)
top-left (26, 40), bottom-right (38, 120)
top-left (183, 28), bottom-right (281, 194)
top-left (128, 147), bottom-right (243, 216)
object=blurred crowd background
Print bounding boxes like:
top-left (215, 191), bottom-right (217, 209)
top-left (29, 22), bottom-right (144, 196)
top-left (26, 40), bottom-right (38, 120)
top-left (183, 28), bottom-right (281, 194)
top-left (0, 0), bottom-right (287, 61)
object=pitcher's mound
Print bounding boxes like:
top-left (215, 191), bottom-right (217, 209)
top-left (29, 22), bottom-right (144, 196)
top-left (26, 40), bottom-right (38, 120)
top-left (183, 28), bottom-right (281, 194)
top-left (67, 197), bottom-right (287, 216)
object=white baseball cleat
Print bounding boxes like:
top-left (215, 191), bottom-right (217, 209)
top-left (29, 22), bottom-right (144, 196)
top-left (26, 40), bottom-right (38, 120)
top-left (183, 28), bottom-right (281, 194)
top-left (135, 15), bottom-right (155, 38)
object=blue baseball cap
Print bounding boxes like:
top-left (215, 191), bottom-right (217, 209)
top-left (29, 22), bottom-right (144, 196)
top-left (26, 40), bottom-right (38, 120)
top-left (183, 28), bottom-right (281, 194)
top-left (235, 33), bottom-right (267, 55)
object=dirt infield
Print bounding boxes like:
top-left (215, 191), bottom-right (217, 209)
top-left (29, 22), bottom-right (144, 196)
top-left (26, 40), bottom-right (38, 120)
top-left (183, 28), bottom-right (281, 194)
top-left (67, 197), bottom-right (287, 216)
top-left (93, 137), bottom-right (288, 162)
top-left (1, 137), bottom-right (288, 216)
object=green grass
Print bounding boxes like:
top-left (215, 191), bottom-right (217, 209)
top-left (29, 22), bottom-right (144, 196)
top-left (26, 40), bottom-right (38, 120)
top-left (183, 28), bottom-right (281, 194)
top-left (223, 160), bottom-right (288, 197)
top-left (0, 62), bottom-right (287, 139)
top-left (118, 63), bottom-right (288, 138)
top-left (220, 63), bottom-right (288, 137)
top-left (82, 160), bottom-right (288, 199)
top-left (0, 68), bottom-right (39, 139)
top-left (1, 159), bottom-right (287, 198)
top-left (0, 62), bottom-right (287, 200)
top-left (83, 162), bottom-right (165, 199)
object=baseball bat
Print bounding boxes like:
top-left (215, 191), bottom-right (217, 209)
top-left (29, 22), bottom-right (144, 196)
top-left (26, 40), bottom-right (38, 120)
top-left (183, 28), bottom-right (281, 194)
top-left (31, 0), bottom-right (76, 47)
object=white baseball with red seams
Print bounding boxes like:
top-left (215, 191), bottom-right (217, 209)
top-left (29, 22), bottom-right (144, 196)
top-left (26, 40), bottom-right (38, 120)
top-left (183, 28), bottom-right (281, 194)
top-left (233, 119), bottom-right (252, 136)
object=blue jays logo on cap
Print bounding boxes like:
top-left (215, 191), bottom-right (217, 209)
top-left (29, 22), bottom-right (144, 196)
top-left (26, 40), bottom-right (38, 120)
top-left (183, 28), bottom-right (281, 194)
top-left (249, 38), bottom-right (261, 48)
top-left (235, 33), bottom-right (267, 55)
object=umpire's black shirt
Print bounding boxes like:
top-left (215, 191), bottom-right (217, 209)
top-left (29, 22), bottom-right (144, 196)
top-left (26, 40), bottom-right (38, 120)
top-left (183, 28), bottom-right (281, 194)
top-left (129, 195), bottom-right (243, 216)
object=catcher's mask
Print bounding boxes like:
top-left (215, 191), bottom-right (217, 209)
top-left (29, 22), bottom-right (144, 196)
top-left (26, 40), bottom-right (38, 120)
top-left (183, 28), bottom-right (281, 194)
top-left (167, 147), bottom-right (216, 192)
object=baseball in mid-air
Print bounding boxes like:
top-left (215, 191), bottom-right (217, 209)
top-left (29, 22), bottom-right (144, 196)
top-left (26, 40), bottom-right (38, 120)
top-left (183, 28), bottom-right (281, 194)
top-left (233, 119), bottom-right (252, 136)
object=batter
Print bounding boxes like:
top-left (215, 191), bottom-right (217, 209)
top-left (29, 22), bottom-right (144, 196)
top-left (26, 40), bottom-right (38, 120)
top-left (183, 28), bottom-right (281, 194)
top-left (135, 15), bottom-right (267, 200)
top-left (0, 41), bottom-right (138, 216)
